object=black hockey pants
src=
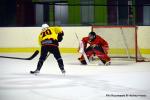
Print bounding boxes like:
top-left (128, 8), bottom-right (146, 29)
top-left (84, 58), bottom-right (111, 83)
top-left (36, 45), bottom-right (64, 71)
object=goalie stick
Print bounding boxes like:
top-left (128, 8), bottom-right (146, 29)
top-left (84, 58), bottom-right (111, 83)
top-left (0, 50), bottom-right (39, 60)
top-left (75, 33), bottom-right (90, 65)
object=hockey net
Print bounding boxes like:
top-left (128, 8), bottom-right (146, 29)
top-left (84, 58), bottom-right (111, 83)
top-left (92, 26), bottom-right (150, 62)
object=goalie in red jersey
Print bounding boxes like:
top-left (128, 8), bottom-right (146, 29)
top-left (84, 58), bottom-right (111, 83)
top-left (78, 31), bottom-right (111, 65)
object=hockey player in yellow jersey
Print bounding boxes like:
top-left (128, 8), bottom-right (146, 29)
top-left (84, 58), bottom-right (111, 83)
top-left (39, 24), bottom-right (64, 46)
top-left (30, 24), bottom-right (65, 74)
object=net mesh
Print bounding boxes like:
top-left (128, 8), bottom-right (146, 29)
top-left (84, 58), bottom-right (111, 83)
top-left (92, 26), bottom-right (147, 62)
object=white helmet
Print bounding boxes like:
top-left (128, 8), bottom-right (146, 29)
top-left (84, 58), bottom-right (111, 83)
top-left (41, 24), bottom-right (49, 29)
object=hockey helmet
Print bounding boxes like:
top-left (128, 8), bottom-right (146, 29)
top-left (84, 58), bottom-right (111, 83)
top-left (88, 31), bottom-right (96, 41)
top-left (41, 24), bottom-right (49, 30)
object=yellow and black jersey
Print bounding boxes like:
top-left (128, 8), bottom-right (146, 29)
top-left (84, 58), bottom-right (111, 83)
top-left (39, 27), bottom-right (64, 46)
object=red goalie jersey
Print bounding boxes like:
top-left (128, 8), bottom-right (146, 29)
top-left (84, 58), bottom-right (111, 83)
top-left (82, 35), bottom-right (109, 54)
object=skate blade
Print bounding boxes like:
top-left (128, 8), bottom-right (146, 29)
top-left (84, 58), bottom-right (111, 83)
top-left (30, 71), bottom-right (39, 75)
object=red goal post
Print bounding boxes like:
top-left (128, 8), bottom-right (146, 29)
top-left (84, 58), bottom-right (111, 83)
top-left (91, 25), bottom-right (149, 62)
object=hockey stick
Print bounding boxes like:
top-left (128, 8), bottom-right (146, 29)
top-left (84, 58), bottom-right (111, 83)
top-left (75, 33), bottom-right (90, 64)
top-left (0, 50), bottom-right (39, 60)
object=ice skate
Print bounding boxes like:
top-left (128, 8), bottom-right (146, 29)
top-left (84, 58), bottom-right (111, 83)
top-left (104, 61), bottom-right (111, 66)
top-left (30, 70), bottom-right (39, 75)
top-left (61, 69), bottom-right (66, 75)
top-left (78, 58), bottom-right (87, 65)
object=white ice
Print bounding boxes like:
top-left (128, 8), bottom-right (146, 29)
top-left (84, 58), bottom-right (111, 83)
top-left (0, 53), bottom-right (150, 100)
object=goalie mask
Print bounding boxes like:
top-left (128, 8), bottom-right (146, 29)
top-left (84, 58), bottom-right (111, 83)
top-left (88, 31), bottom-right (96, 41)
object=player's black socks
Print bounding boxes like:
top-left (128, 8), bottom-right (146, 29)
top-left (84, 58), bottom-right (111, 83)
top-left (57, 58), bottom-right (64, 70)
top-left (36, 60), bottom-right (44, 71)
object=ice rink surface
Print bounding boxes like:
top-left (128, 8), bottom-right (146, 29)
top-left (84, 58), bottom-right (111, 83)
top-left (0, 53), bottom-right (150, 100)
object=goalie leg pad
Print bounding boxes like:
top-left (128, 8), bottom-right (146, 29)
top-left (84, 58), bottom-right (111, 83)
top-left (94, 50), bottom-right (111, 63)
top-left (78, 49), bottom-right (93, 64)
